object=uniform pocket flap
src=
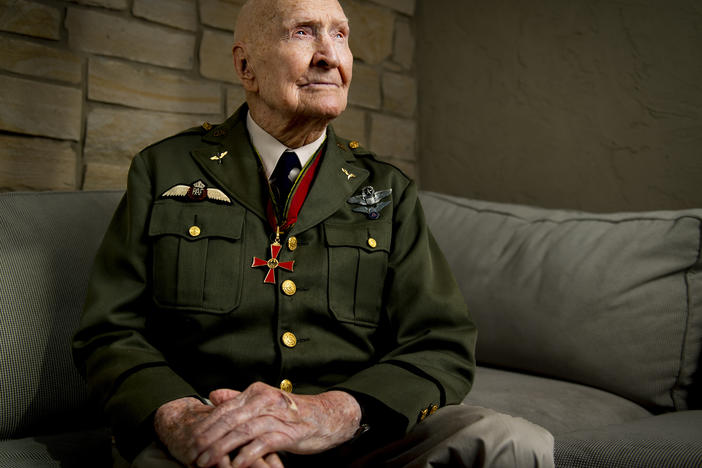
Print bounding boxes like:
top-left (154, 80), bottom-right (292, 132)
top-left (324, 222), bottom-right (392, 253)
top-left (149, 201), bottom-right (244, 240)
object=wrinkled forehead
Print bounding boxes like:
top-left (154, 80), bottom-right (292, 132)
top-left (276, 0), bottom-right (348, 25)
top-left (259, 0), bottom-right (348, 33)
top-left (236, 0), bottom-right (348, 46)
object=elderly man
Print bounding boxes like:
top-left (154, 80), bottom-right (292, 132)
top-left (73, 0), bottom-right (554, 467)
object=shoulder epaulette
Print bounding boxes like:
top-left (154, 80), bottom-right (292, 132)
top-left (350, 143), bottom-right (374, 159)
top-left (334, 133), bottom-right (411, 180)
top-left (139, 121), bottom-right (217, 152)
top-left (182, 125), bottom-right (207, 135)
top-left (335, 137), bottom-right (374, 156)
top-left (177, 120), bottom-right (225, 136)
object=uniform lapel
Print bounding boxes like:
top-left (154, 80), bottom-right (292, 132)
top-left (190, 107), bottom-right (368, 231)
top-left (190, 105), bottom-right (269, 221)
top-left (291, 126), bottom-right (368, 235)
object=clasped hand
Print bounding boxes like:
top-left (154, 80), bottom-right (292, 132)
top-left (154, 382), bottom-right (362, 468)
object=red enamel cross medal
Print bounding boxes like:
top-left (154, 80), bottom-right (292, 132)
top-left (251, 228), bottom-right (294, 284)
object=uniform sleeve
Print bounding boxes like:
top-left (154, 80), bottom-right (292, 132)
top-left (72, 154), bottom-right (199, 459)
top-left (333, 178), bottom-right (477, 434)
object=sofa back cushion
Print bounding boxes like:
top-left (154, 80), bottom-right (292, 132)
top-left (420, 192), bottom-right (702, 412)
top-left (0, 191), bottom-right (122, 438)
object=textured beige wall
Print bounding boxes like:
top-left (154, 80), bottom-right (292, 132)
top-left (0, 0), bottom-right (417, 191)
top-left (416, 0), bottom-right (702, 211)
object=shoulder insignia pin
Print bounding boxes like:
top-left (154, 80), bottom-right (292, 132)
top-left (347, 186), bottom-right (392, 220)
top-left (202, 121), bottom-right (213, 131)
top-left (349, 141), bottom-right (360, 149)
top-left (212, 127), bottom-right (227, 137)
top-left (160, 179), bottom-right (231, 204)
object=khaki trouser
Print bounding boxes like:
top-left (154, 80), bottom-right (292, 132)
top-left (127, 405), bottom-right (555, 468)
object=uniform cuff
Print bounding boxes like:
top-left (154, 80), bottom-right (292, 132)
top-left (105, 365), bottom-right (198, 460)
top-left (332, 361), bottom-right (443, 434)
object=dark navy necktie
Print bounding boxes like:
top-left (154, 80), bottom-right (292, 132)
top-left (270, 150), bottom-right (301, 213)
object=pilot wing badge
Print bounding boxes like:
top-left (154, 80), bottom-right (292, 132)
top-left (160, 179), bottom-right (231, 204)
top-left (347, 186), bottom-right (392, 220)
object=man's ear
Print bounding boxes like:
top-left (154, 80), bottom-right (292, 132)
top-left (233, 44), bottom-right (257, 92)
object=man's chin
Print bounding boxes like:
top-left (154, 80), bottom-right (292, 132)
top-left (303, 102), bottom-right (347, 121)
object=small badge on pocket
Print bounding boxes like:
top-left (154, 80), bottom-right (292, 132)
top-left (347, 186), bottom-right (392, 219)
top-left (160, 179), bottom-right (231, 204)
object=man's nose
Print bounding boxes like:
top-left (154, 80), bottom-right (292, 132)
top-left (311, 34), bottom-right (340, 68)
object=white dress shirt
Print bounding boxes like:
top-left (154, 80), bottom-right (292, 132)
top-left (246, 112), bottom-right (327, 180)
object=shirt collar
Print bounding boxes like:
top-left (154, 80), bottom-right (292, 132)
top-left (246, 111), bottom-right (327, 179)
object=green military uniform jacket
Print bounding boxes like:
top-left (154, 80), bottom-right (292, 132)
top-left (73, 104), bottom-right (476, 458)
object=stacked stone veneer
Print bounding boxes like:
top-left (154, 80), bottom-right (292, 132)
top-left (0, 0), bottom-right (416, 191)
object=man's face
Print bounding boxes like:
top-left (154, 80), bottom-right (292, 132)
top-left (247, 0), bottom-right (353, 121)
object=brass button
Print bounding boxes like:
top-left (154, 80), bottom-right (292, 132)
top-left (349, 140), bottom-right (360, 149)
top-left (282, 280), bottom-right (296, 296)
top-left (287, 236), bottom-right (298, 251)
top-left (189, 225), bottom-right (201, 237)
top-left (281, 331), bottom-right (297, 348)
top-left (280, 379), bottom-right (293, 393)
top-left (430, 404), bottom-right (439, 415)
top-left (367, 238), bottom-right (377, 248)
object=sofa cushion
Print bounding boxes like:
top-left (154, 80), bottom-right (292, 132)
top-left (555, 411), bottom-right (702, 468)
top-left (463, 366), bottom-right (652, 435)
top-left (0, 191), bottom-right (123, 438)
top-left (0, 427), bottom-right (112, 468)
top-left (420, 192), bottom-right (702, 412)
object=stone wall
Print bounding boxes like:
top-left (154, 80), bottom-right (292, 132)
top-left (0, 0), bottom-right (417, 191)
top-left (416, 0), bottom-right (702, 212)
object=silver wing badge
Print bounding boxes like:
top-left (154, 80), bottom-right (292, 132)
top-left (347, 186), bottom-right (392, 220)
top-left (160, 179), bottom-right (231, 204)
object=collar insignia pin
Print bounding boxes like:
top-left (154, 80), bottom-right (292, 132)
top-left (341, 168), bottom-right (356, 180)
top-left (347, 186), bottom-right (392, 220)
top-left (210, 150), bottom-right (228, 164)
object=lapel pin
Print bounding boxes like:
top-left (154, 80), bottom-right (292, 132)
top-left (210, 150), bottom-right (228, 164)
top-left (341, 168), bottom-right (356, 180)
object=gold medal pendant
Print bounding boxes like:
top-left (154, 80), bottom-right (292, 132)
top-left (251, 227), bottom-right (294, 284)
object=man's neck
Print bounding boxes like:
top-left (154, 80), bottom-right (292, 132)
top-left (249, 105), bottom-right (330, 149)
top-left (247, 112), bottom-right (326, 180)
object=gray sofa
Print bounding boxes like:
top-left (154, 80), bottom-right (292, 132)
top-left (421, 192), bottom-right (702, 467)
top-left (1, 190), bottom-right (700, 467)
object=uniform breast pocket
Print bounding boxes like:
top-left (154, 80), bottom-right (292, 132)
top-left (148, 201), bottom-right (245, 314)
top-left (324, 222), bottom-right (392, 326)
